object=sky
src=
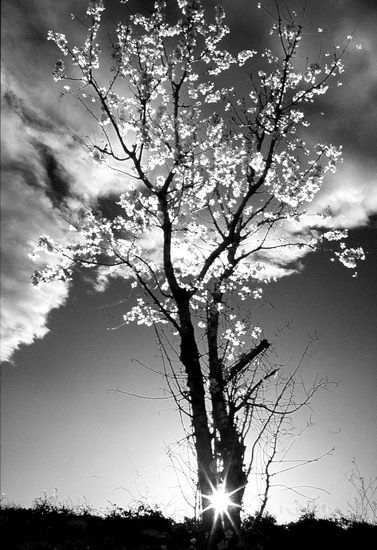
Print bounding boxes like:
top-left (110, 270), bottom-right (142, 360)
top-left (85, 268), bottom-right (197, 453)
top-left (1, 0), bottom-right (376, 523)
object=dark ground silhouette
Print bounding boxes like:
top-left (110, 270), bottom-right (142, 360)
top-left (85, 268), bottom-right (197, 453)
top-left (1, 500), bottom-right (376, 549)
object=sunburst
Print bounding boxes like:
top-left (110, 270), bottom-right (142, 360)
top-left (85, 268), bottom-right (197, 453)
top-left (202, 482), bottom-right (242, 521)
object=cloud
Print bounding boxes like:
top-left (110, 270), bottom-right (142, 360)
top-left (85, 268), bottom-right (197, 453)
top-left (0, 72), bottom-right (132, 362)
top-left (296, 17), bottom-right (377, 232)
top-left (254, 158), bottom-right (377, 280)
top-left (314, 162), bottom-right (377, 229)
top-left (0, 176), bottom-right (70, 362)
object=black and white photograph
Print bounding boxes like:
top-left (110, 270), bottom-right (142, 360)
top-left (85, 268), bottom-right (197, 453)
top-left (1, 1), bottom-right (376, 548)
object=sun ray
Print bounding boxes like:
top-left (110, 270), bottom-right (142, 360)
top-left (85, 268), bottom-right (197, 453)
top-left (202, 482), bottom-right (242, 521)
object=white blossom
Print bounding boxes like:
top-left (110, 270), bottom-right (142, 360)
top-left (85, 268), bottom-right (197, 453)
top-left (36, 0), bottom-right (362, 363)
top-left (335, 247), bottom-right (365, 270)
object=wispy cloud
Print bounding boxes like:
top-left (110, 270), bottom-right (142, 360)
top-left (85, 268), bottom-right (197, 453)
top-left (0, 176), bottom-right (70, 363)
top-left (0, 72), bottom-right (130, 362)
top-left (314, 163), bottom-right (377, 229)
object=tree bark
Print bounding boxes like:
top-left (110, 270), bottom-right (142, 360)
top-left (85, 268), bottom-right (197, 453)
top-left (207, 297), bottom-right (247, 535)
top-left (178, 304), bottom-right (216, 530)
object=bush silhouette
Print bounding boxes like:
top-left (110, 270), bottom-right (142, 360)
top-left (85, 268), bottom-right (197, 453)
top-left (1, 500), bottom-right (376, 549)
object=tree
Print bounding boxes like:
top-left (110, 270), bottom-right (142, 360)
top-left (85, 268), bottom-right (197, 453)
top-left (33, 0), bottom-right (365, 545)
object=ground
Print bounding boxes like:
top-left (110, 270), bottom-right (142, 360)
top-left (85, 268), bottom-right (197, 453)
top-left (1, 501), bottom-right (376, 549)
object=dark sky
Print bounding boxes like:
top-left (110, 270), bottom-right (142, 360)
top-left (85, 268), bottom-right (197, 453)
top-left (1, 0), bottom-right (376, 521)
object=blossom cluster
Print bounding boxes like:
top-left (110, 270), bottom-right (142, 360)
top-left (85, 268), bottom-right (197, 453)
top-left (38, 0), bottom-right (365, 370)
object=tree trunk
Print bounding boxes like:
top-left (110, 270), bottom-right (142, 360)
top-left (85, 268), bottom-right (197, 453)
top-left (206, 296), bottom-right (247, 544)
top-left (178, 304), bottom-right (216, 530)
top-left (159, 196), bottom-right (216, 528)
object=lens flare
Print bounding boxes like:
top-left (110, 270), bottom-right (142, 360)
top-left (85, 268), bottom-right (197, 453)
top-left (202, 483), bottom-right (241, 519)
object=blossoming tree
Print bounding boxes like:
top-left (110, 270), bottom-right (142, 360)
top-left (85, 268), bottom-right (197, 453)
top-left (34, 0), bottom-right (364, 542)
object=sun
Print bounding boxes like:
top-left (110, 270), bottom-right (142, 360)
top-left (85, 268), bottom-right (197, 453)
top-left (202, 483), bottom-right (240, 519)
